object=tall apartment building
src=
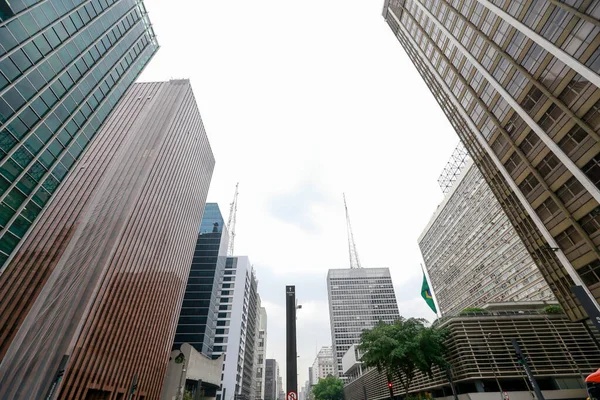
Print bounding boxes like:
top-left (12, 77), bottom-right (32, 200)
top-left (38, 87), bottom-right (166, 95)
top-left (265, 359), bottom-right (278, 400)
top-left (0, 0), bottom-right (158, 270)
top-left (254, 307), bottom-right (268, 400)
top-left (419, 151), bottom-right (556, 315)
top-left (213, 256), bottom-right (260, 400)
top-left (327, 268), bottom-right (400, 379)
top-left (311, 346), bottom-right (335, 383)
top-left (382, 0), bottom-right (600, 325)
top-left (173, 203), bottom-right (229, 356)
top-left (0, 80), bottom-right (215, 399)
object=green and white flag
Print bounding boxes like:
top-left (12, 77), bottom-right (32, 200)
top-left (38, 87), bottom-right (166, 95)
top-left (421, 272), bottom-right (437, 314)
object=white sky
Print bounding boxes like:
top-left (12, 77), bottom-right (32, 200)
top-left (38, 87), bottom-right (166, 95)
top-left (139, 0), bottom-right (459, 390)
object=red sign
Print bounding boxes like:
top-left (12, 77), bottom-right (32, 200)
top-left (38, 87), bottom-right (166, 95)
top-left (287, 392), bottom-right (298, 400)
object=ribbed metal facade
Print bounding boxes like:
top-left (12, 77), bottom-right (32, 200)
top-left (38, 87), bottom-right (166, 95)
top-left (383, 0), bottom-right (600, 322)
top-left (0, 0), bottom-right (158, 270)
top-left (0, 80), bottom-right (215, 400)
top-left (344, 311), bottom-right (600, 400)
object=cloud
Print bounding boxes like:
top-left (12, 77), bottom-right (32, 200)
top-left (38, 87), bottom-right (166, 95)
top-left (266, 180), bottom-right (334, 234)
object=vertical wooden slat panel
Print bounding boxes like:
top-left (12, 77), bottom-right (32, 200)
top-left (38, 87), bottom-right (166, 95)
top-left (0, 80), bottom-right (215, 400)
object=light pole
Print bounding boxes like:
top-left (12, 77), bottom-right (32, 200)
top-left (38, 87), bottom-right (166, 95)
top-left (174, 351), bottom-right (187, 400)
top-left (483, 333), bottom-right (504, 400)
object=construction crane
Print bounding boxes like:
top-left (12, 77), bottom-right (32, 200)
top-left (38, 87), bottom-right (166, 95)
top-left (227, 183), bottom-right (239, 256)
top-left (343, 193), bottom-right (362, 269)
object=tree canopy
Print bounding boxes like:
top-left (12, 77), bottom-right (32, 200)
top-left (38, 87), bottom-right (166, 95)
top-left (358, 317), bottom-right (448, 396)
top-left (312, 375), bottom-right (344, 400)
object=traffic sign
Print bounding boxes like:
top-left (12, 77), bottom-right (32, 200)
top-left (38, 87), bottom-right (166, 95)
top-left (287, 392), bottom-right (297, 400)
top-left (502, 391), bottom-right (509, 400)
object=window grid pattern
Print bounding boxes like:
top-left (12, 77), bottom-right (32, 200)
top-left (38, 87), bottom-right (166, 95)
top-left (0, 0), bottom-right (158, 269)
top-left (419, 160), bottom-right (555, 316)
top-left (384, 0), bottom-right (600, 320)
top-left (384, 1), bottom-right (585, 320)
top-left (327, 268), bottom-right (400, 380)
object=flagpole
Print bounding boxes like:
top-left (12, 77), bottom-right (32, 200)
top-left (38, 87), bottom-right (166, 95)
top-left (420, 263), bottom-right (442, 319)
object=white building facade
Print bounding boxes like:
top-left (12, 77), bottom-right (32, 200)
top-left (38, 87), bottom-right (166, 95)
top-left (310, 346), bottom-right (334, 384)
top-left (419, 158), bottom-right (556, 316)
top-left (214, 256), bottom-right (260, 400)
top-left (253, 307), bottom-right (268, 400)
top-left (327, 268), bottom-right (400, 379)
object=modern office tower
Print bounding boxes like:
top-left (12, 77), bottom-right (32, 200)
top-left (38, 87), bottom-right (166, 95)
top-left (254, 307), bottom-right (268, 400)
top-left (0, 80), bottom-right (215, 400)
top-left (382, 0), bottom-right (600, 324)
top-left (213, 256), bottom-right (260, 400)
top-left (173, 203), bottom-right (229, 356)
top-left (265, 359), bottom-right (278, 400)
top-left (327, 268), bottom-right (401, 379)
top-left (0, 0), bottom-right (158, 270)
top-left (419, 151), bottom-right (556, 315)
top-left (311, 346), bottom-right (335, 383)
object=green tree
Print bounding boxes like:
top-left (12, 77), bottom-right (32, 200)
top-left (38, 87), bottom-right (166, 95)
top-left (358, 318), bottom-right (448, 397)
top-left (312, 375), bottom-right (344, 400)
top-left (542, 305), bottom-right (563, 314)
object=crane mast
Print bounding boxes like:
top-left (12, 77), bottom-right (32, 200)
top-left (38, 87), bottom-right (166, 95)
top-left (343, 193), bottom-right (362, 269)
top-left (227, 183), bottom-right (239, 256)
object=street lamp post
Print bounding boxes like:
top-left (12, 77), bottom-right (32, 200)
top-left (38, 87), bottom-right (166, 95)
top-left (483, 333), bottom-right (504, 400)
top-left (174, 352), bottom-right (187, 400)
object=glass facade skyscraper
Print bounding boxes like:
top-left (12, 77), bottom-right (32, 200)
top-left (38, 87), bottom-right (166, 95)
top-left (0, 0), bottom-right (158, 269)
top-left (383, 0), bottom-right (600, 323)
top-left (173, 202), bottom-right (229, 356)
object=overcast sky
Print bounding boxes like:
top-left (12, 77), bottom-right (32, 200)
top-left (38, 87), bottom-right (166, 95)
top-left (139, 0), bottom-right (459, 389)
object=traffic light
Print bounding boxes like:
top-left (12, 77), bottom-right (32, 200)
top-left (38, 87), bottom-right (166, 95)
top-left (388, 382), bottom-right (393, 389)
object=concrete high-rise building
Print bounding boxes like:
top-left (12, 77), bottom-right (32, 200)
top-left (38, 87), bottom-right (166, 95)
top-left (254, 307), bottom-right (268, 400)
top-left (311, 346), bottom-right (334, 383)
top-left (0, 0), bottom-right (158, 270)
top-left (0, 80), bottom-right (215, 399)
top-left (214, 256), bottom-right (260, 400)
top-left (419, 151), bottom-right (556, 315)
top-left (382, 0), bottom-right (600, 324)
top-left (265, 359), bottom-right (278, 400)
top-left (173, 203), bottom-right (229, 356)
top-left (327, 268), bottom-right (400, 379)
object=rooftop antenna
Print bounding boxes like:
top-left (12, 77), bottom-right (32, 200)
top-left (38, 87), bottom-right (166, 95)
top-left (343, 193), bottom-right (362, 269)
top-left (227, 183), bottom-right (239, 256)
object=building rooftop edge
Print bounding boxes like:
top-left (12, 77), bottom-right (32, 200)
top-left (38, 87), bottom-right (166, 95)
top-left (417, 157), bottom-right (474, 244)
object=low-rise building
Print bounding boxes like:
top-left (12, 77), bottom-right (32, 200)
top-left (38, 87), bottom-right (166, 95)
top-left (344, 303), bottom-right (600, 400)
top-left (161, 343), bottom-right (224, 400)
